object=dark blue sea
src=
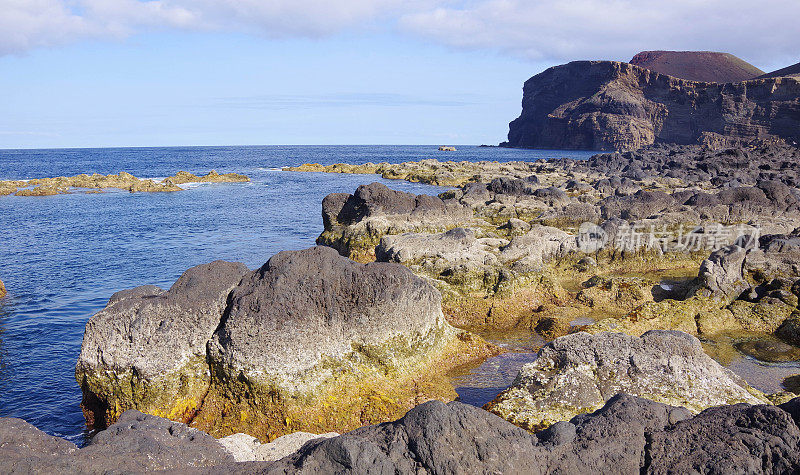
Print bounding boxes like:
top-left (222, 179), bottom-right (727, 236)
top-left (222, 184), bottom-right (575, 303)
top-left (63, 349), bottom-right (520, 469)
top-left (0, 145), bottom-right (596, 444)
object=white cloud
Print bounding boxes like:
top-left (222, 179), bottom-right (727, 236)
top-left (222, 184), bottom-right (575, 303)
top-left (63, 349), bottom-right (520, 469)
top-left (398, 0), bottom-right (800, 66)
top-left (0, 0), bottom-right (798, 68)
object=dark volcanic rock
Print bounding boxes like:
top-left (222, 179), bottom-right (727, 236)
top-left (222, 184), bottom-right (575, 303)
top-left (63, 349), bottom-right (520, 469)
top-left (7, 395), bottom-right (800, 473)
top-left (268, 400), bottom-right (546, 474)
top-left (629, 50), bottom-right (764, 83)
top-left (646, 403), bottom-right (800, 473)
top-left (0, 410), bottom-right (232, 474)
top-left (318, 182), bottom-right (472, 260)
top-left (0, 417), bottom-right (78, 473)
top-left (77, 245), bottom-right (484, 442)
top-left (504, 60), bottom-right (800, 151)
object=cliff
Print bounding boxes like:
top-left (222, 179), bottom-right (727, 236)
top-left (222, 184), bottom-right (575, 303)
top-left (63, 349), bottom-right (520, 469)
top-left (504, 61), bottom-right (800, 151)
top-left (629, 51), bottom-right (763, 83)
top-left (760, 61), bottom-right (800, 79)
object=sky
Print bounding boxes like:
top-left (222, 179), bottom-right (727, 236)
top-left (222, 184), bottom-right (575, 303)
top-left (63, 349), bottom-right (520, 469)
top-left (1, 0), bottom-right (799, 149)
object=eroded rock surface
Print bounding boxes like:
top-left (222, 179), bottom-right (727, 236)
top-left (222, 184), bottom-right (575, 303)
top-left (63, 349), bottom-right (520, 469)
top-left (318, 182), bottom-right (472, 261)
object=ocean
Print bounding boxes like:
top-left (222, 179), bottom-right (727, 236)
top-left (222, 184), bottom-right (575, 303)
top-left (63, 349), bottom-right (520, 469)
top-left (0, 145), bottom-right (597, 444)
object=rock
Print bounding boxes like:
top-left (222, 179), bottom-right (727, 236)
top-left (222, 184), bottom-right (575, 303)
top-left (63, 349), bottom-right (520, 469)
top-left (7, 395), bottom-right (800, 473)
top-left (698, 244), bottom-right (754, 300)
top-left (777, 312), bottom-right (800, 346)
top-left (76, 260), bottom-right (249, 429)
top-left (375, 227), bottom-right (494, 266)
top-left (79, 246), bottom-right (494, 441)
top-left (0, 417), bottom-right (77, 473)
top-left (255, 432), bottom-right (338, 462)
top-left (197, 246), bottom-right (496, 441)
top-left (0, 410), bottom-right (233, 473)
top-left (500, 225), bottom-right (576, 271)
top-left (317, 183), bottom-right (472, 261)
top-left (486, 330), bottom-right (766, 431)
top-left (735, 338), bottom-right (800, 363)
top-left (0, 278), bottom-right (5, 298)
top-left (164, 170), bottom-right (250, 185)
top-left (217, 433), bottom-right (261, 462)
top-left (266, 400), bottom-right (547, 474)
top-left (217, 430), bottom-right (339, 463)
top-left (76, 410), bottom-right (233, 471)
top-left (264, 394), bottom-right (800, 474)
top-left (646, 403), bottom-right (800, 473)
top-left (503, 60), bottom-right (800, 151)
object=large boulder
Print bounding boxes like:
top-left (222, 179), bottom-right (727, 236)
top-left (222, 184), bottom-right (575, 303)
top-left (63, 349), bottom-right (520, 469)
top-left (76, 261), bottom-right (249, 429)
top-left (317, 182), bottom-right (472, 261)
top-left (486, 330), bottom-right (766, 431)
top-left (77, 247), bottom-right (494, 441)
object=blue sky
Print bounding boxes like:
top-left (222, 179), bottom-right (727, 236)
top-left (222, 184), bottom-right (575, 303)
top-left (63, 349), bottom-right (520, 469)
top-left (1, 1), bottom-right (798, 148)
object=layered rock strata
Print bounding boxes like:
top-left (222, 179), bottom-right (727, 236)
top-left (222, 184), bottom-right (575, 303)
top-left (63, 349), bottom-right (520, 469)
top-left (503, 60), bottom-right (800, 151)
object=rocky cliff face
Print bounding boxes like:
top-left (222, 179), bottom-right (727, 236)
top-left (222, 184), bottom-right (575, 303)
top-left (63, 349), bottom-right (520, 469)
top-left (504, 60), bottom-right (800, 151)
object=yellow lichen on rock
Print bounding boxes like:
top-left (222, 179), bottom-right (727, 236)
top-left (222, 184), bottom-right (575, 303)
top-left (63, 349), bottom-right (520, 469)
top-left (1, 170), bottom-right (249, 197)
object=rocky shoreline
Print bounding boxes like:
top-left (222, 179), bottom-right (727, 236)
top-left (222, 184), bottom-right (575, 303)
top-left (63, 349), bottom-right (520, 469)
top-left (0, 170), bottom-right (249, 196)
top-left (4, 142), bottom-right (800, 472)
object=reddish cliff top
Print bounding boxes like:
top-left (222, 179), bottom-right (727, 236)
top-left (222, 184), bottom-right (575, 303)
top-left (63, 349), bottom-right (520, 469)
top-left (630, 51), bottom-right (764, 83)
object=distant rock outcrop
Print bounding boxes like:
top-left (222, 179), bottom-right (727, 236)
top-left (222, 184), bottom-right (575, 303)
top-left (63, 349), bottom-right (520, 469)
top-left (759, 61), bottom-right (800, 79)
top-left (503, 60), bottom-right (800, 151)
top-left (629, 50), bottom-right (764, 83)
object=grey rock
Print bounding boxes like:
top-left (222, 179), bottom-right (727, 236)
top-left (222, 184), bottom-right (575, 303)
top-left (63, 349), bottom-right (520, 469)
top-left (486, 330), bottom-right (765, 431)
top-left (76, 260), bottom-right (249, 428)
top-left (208, 246), bottom-right (454, 396)
top-left (0, 410), bottom-right (232, 474)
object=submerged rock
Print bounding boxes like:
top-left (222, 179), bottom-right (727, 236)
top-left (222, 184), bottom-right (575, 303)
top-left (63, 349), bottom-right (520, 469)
top-left (165, 170), bottom-right (250, 185)
top-left (486, 330), bottom-right (766, 431)
top-left (77, 246), bottom-right (495, 441)
top-left (0, 278), bottom-right (5, 298)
